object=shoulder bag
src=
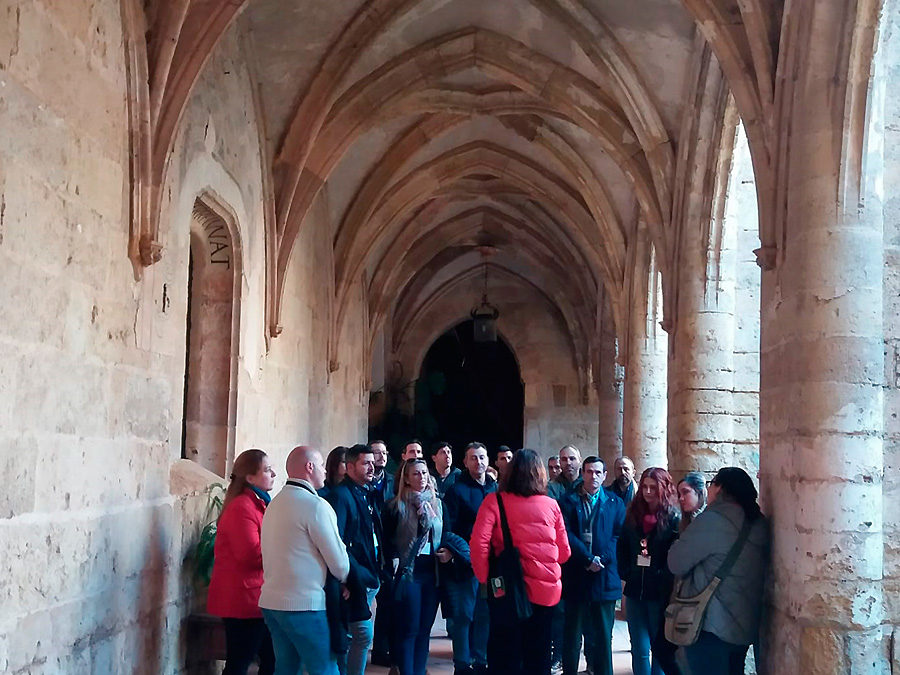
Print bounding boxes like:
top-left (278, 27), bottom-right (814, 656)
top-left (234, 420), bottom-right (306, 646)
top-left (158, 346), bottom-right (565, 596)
top-left (664, 518), bottom-right (752, 646)
top-left (486, 493), bottom-right (533, 622)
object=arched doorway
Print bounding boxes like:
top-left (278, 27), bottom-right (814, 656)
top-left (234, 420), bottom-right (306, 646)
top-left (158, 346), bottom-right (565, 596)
top-left (181, 195), bottom-right (242, 476)
top-left (415, 320), bottom-right (524, 457)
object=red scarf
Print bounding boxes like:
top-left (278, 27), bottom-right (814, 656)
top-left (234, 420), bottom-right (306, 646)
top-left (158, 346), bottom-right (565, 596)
top-left (642, 513), bottom-right (658, 534)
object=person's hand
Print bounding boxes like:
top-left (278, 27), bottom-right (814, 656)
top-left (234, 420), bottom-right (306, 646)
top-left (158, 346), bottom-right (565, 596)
top-left (341, 584), bottom-right (351, 600)
top-left (436, 547), bottom-right (452, 563)
top-left (587, 556), bottom-right (604, 572)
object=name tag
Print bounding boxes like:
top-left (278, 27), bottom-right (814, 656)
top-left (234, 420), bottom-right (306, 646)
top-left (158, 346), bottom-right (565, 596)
top-left (637, 554), bottom-right (651, 567)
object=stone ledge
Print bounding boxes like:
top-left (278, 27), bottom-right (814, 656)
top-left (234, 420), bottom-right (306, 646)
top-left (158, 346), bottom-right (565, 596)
top-left (169, 459), bottom-right (223, 499)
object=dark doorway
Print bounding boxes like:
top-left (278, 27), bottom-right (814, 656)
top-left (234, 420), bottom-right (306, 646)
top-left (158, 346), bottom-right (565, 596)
top-left (414, 320), bottom-right (524, 460)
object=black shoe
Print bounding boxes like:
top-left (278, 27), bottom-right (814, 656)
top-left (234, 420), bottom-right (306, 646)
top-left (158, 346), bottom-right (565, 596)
top-left (371, 653), bottom-right (392, 667)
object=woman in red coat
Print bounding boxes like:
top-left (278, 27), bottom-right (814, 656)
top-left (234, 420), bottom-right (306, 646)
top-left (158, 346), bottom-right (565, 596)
top-left (471, 448), bottom-right (572, 675)
top-left (207, 449), bottom-right (277, 675)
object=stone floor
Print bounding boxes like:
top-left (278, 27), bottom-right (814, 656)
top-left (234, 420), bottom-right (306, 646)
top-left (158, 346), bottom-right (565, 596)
top-left (366, 616), bottom-right (633, 675)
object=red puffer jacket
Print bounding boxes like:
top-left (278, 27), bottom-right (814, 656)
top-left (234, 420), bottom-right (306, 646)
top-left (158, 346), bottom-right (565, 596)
top-left (470, 492), bottom-right (572, 607)
top-left (207, 489), bottom-right (267, 618)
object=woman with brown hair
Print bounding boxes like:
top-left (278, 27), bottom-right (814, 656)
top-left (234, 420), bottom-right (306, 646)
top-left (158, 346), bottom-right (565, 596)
top-left (318, 446), bottom-right (347, 498)
top-left (207, 449), bottom-right (277, 675)
top-left (470, 448), bottom-right (571, 675)
top-left (617, 467), bottom-right (681, 675)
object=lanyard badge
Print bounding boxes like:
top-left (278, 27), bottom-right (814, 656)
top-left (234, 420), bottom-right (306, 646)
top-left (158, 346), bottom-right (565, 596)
top-left (637, 537), bottom-right (651, 567)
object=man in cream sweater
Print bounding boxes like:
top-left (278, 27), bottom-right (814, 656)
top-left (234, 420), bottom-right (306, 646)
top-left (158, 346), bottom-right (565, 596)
top-left (260, 445), bottom-right (350, 675)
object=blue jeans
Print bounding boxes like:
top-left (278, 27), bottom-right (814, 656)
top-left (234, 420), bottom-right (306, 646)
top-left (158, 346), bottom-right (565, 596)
top-left (262, 609), bottom-right (337, 675)
top-left (680, 631), bottom-right (749, 675)
top-left (393, 557), bottom-right (441, 675)
top-left (340, 586), bottom-right (379, 675)
top-left (445, 576), bottom-right (489, 668)
top-left (626, 598), bottom-right (664, 675)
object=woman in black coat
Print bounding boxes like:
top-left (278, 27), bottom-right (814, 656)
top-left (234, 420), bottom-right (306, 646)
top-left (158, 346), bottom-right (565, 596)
top-left (617, 467), bottom-right (681, 675)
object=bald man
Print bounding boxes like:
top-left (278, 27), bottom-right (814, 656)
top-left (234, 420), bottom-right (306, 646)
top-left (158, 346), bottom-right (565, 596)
top-left (260, 446), bottom-right (349, 675)
top-left (547, 445), bottom-right (584, 501)
top-left (608, 456), bottom-right (636, 506)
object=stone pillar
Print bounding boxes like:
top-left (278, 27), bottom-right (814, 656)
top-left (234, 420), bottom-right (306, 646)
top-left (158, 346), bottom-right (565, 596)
top-left (880, 0), bottom-right (900, 650)
top-left (596, 294), bottom-right (623, 470)
top-left (622, 238), bottom-right (667, 474)
top-left (759, 4), bottom-right (885, 671)
top-left (667, 80), bottom-right (738, 480)
top-left (623, 338), bottom-right (667, 474)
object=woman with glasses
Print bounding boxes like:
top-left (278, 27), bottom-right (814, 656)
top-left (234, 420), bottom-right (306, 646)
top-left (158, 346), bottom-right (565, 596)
top-left (676, 472), bottom-right (707, 532)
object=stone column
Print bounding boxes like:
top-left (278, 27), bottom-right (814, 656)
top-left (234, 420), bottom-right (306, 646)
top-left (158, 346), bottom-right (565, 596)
top-left (622, 234), bottom-right (667, 473)
top-left (759, 4), bottom-right (885, 671)
top-left (596, 293), bottom-right (623, 470)
top-left (879, 0), bottom-right (900, 651)
top-left (667, 65), bottom-right (738, 480)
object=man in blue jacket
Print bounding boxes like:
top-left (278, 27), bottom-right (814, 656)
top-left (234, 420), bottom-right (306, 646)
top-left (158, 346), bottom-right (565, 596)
top-left (559, 456), bottom-right (625, 675)
top-left (326, 444), bottom-right (382, 675)
top-left (443, 442), bottom-right (497, 675)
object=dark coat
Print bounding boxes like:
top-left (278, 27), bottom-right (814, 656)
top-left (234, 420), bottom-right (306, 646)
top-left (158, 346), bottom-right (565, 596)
top-left (444, 471), bottom-right (498, 542)
top-left (559, 486), bottom-right (626, 603)
top-left (370, 470), bottom-right (395, 513)
top-left (326, 477), bottom-right (383, 621)
top-left (433, 466), bottom-right (462, 498)
top-left (547, 475), bottom-right (583, 502)
top-left (607, 480), bottom-right (636, 507)
top-left (381, 498), bottom-right (471, 618)
top-left (617, 513), bottom-right (680, 602)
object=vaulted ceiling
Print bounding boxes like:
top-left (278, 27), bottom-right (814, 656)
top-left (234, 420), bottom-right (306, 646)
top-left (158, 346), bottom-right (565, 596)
top-left (131, 0), bottom-right (785, 371)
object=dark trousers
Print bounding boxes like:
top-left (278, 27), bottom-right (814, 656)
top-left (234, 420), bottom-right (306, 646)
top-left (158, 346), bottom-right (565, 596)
top-left (551, 600), bottom-right (565, 663)
top-left (680, 631), bottom-right (749, 675)
top-left (393, 557), bottom-right (441, 675)
top-left (562, 599), bottom-right (615, 675)
top-left (222, 617), bottom-right (275, 675)
top-left (487, 602), bottom-right (555, 675)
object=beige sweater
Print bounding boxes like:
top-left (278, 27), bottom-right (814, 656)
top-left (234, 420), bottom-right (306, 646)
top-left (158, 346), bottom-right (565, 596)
top-left (259, 479), bottom-right (350, 611)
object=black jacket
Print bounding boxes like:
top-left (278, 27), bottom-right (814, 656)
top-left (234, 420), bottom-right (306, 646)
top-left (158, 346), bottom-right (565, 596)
top-left (382, 498), bottom-right (471, 617)
top-left (370, 470), bottom-right (395, 513)
top-left (433, 466), bottom-right (462, 498)
top-left (617, 512), bottom-right (680, 602)
top-left (326, 478), bottom-right (383, 621)
top-left (444, 471), bottom-right (498, 542)
top-left (559, 486), bottom-right (626, 602)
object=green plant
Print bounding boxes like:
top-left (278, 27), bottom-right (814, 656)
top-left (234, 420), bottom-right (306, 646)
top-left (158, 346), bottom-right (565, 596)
top-left (190, 482), bottom-right (226, 589)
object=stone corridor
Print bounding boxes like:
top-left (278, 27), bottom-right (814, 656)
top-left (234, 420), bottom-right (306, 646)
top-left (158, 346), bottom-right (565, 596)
top-left (1, 0), bottom-right (899, 673)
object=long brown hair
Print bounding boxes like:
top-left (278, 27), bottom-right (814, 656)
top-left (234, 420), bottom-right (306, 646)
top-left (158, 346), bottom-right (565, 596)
top-left (223, 449), bottom-right (268, 511)
top-left (504, 448), bottom-right (547, 497)
top-left (626, 467), bottom-right (679, 531)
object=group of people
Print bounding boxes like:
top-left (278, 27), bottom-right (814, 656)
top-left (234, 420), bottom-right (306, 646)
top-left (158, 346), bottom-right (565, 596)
top-left (205, 441), bottom-right (767, 675)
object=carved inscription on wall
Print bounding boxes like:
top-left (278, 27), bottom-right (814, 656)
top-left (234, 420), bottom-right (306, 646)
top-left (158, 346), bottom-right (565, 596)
top-left (192, 200), bottom-right (232, 269)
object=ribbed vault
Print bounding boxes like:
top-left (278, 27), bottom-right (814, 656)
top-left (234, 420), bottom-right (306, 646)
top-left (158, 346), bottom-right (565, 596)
top-left (126, 0), bottom-right (797, 377)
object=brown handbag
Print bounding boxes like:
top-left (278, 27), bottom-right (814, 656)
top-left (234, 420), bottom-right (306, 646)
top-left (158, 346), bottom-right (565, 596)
top-left (663, 518), bottom-right (751, 646)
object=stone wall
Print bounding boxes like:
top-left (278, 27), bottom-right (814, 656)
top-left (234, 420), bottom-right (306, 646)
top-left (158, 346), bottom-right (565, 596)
top-left (0, 6), bottom-right (367, 673)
